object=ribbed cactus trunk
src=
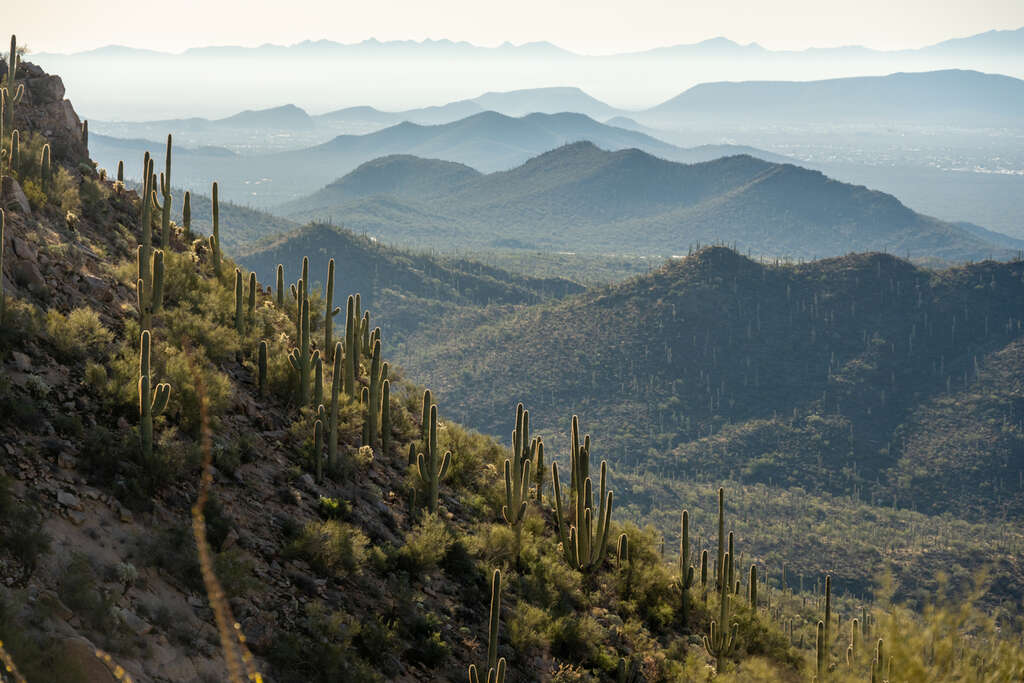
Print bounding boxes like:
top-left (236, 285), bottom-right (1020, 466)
top-left (288, 296), bottom-right (312, 405)
top-left (0, 209), bottom-right (5, 324)
top-left (380, 379), bottom-right (391, 456)
top-left (679, 509), bottom-right (695, 628)
top-left (716, 487), bottom-right (725, 591)
top-left (367, 339), bottom-right (382, 449)
top-left (257, 340), bottom-right (268, 397)
top-left (138, 330), bottom-right (171, 463)
top-left (152, 134), bottom-right (172, 248)
top-left (416, 404), bottom-right (451, 514)
top-left (276, 265), bottom-right (284, 308)
top-left (233, 269), bottom-right (244, 335)
top-left (328, 341), bottom-right (342, 471)
top-left (323, 258), bottom-right (339, 362)
top-left (210, 182), bottom-right (221, 277)
top-left (503, 403), bottom-right (534, 563)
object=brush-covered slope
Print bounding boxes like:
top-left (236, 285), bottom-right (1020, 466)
top-left (282, 142), bottom-right (1008, 261)
top-left (404, 246), bottom-right (1024, 521)
top-left (236, 222), bottom-right (584, 346)
top-left (5, 53), bottom-right (1024, 683)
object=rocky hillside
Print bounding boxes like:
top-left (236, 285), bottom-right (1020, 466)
top-left (3, 50), bottom-right (1024, 683)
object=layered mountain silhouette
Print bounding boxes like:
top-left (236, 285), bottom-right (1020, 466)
top-left (88, 111), bottom-right (789, 206)
top-left (279, 142), bottom-right (1012, 261)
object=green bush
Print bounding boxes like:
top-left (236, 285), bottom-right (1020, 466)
top-left (396, 512), bottom-right (451, 574)
top-left (287, 520), bottom-right (369, 576)
top-left (45, 307), bottom-right (113, 360)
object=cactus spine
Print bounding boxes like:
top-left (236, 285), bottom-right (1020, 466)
top-left (210, 182), bottom-right (221, 277)
top-left (502, 403), bottom-right (534, 559)
top-left (679, 509), bottom-right (696, 627)
top-left (138, 330), bottom-right (171, 462)
top-left (416, 404), bottom-right (451, 514)
top-left (703, 550), bottom-right (738, 671)
top-left (151, 134), bottom-right (172, 247)
top-left (468, 569), bottom-right (506, 683)
top-left (551, 416), bottom-right (614, 573)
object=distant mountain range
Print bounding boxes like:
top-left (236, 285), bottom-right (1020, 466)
top-left (32, 28), bottom-right (1024, 119)
top-left (642, 69), bottom-right (1024, 127)
top-left (88, 111), bottom-right (791, 206)
top-left (278, 142), bottom-right (1014, 261)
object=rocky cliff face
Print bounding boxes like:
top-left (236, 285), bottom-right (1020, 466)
top-left (2, 59), bottom-right (89, 165)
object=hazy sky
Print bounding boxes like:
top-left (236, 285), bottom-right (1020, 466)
top-left (14, 0), bottom-right (1024, 54)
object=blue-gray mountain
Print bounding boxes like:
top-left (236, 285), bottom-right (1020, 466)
top-left (278, 142), bottom-right (1014, 262)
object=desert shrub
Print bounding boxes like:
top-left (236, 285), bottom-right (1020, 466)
top-left (214, 548), bottom-right (257, 599)
top-left (0, 482), bottom-right (50, 576)
top-left (287, 520), bottom-right (369, 576)
top-left (162, 344), bottom-right (232, 435)
top-left (21, 178), bottom-right (47, 210)
top-left (547, 614), bottom-right (611, 670)
top-left (266, 601), bottom-right (383, 683)
top-left (57, 554), bottom-right (115, 632)
top-left (45, 307), bottom-right (113, 359)
top-left (396, 512), bottom-right (451, 574)
top-left (508, 602), bottom-right (551, 656)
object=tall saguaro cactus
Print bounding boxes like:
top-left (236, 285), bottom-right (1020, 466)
top-left (679, 509), bottom-right (696, 627)
top-left (502, 403), bottom-right (534, 559)
top-left (344, 294), bottom-right (360, 397)
top-left (468, 569), bottom-right (506, 683)
top-left (0, 209), bottom-right (5, 324)
top-left (288, 295), bottom-right (315, 405)
top-left (366, 338), bottom-right (384, 449)
top-left (151, 134), bottom-right (173, 247)
top-left (1, 35), bottom-right (24, 141)
top-left (323, 258), bottom-right (340, 361)
top-left (703, 550), bottom-right (738, 671)
top-left (327, 341), bottom-right (343, 471)
top-left (416, 404), bottom-right (451, 514)
top-left (210, 182), bottom-right (221, 277)
top-left (138, 330), bottom-right (171, 462)
top-left (552, 416), bottom-right (615, 573)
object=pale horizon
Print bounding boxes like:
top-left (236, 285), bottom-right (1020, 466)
top-left (12, 0), bottom-right (1024, 55)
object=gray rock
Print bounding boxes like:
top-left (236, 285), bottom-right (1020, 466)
top-left (57, 490), bottom-right (83, 510)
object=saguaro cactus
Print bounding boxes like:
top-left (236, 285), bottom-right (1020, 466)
top-left (233, 269), bottom-right (245, 335)
top-left (151, 134), bottom-right (172, 247)
top-left (313, 413), bottom-right (324, 483)
top-left (381, 379), bottom-right (391, 456)
top-left (138, 330), bottom-right (171, 462)
top-left (323, 258), bottom-right (340, 361)
top-left (502, 403), bottom-right (535, 559)
top-left (343, 295), bottom-right (362, 397)
top-left (327, 341), bottom-right (342, 471)
top-left (117, 160), bottom-right (124, 184)
top-left (288, 295), bottom-right (315, 405)
top-left (276, 264), bottom-right (284, 307)
top-left (366, 339), bottom-right (384, 448)
top-left (8, 129), bottom-right (18, 172)
top-left (871, 639), bottom-right (885, 683)
top-left (468, 569), bottom-right (506, 683)
top-left (679, 509), bottom-right (696, 627)
top-left (551, 416), bottom-right (615, 573)
top-left (247, 272), bottom-right (257, 327)
top-left (815, 621), bottom-right (826, 680)
top-left (703, 550), bottom-right (738, 671)
top-left (748, 565), bottom-right (758, 608)
top-left (1, 36), bottom-right (24, 138)
top-left (136, 245), bottom-right (165, 329)
top-left (210, 182), bottom-right (221, 277)
top-left (138, 154), bottom-right (155, 292)
top-left (416, 404), bottom-right (451, 514)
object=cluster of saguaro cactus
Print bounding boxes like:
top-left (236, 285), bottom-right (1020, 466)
top-left (138, 330), bottom-right (171, 462)
top-left (416, 403), bottom-right (451, 514)
top-left (468, 569), bottom-right (506, 683)
top-left (871, 638), bottom-right (886, 683)
top-left (0, 36), bottom-right (23, 160)
top-left (365, 338), bottom-right (388, 449)
top-left (288, 294), bottom-right (318, 406)
top-left (703, 549), bottom-right (738, 671)
top-left (552, 416), bottom-right (615, 573)
top-left (679, 509), bottom-right (696, 627)
top-left (502, 403), bottom-right (536, 557)
top-left (344, 294), bottom-right (363, 398)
